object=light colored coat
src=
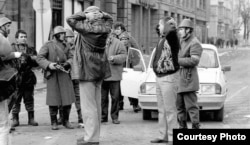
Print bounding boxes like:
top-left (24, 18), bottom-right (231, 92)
top-left (105, 37), bottom-right (127, 81)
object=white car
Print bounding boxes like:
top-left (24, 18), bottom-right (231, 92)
top-left (121, 44), bottom-right (231, 121)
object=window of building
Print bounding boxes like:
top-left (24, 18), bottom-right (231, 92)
top-left (51, 0), bottom-right (63, 29)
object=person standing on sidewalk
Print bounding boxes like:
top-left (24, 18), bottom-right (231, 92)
top-left (67, 6), bottom-right (113, 145)
top-left (37, 26), bottom-right (75, 130)
top-left (11, 30), bottom-right (39, 128)
top-left (113, 22), bottom-right (141, 112)
top-left (64, 28), bottom-right (84, 128)
top-left (101, 32), bottom-right (127, 124)
top-left (150, 17), bottom-right (180, 143)
top-left (0, 17), bottom-right (22, 145)
top-left (177, 19), bottom-right (203, 129)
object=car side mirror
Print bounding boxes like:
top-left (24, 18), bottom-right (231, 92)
top-left (222, 65), bottom-right (231, 72)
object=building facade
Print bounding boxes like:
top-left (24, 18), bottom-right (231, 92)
top-left (208, 0), bottom-right (239, 46)
top-left (0, 0), bottom-right (210, 54)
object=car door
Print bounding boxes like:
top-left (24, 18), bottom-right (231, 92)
top-left (120, 47), bottom-right (147, 99)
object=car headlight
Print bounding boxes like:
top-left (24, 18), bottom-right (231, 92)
top-left (200, 83), bottom-right (221, 95)
top-left (140, 82), bottom-right (156, 95)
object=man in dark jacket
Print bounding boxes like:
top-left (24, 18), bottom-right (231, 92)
top-left (101, 32), bottom-right (126, 124)
top-left (177, 19), bottom-right (203, 129)
top-left (113, 22), bottom-right (142, 112)
top-left (11, 30), bottom-right (39, 127)
top-left (0, 16), bottom-right (21, 145)
top-left (37, 26), bottom-right (75, 130)
top-left (67, 6), bottom-right (113, 145)
top-left (151, 17), bottom-right (180, 143)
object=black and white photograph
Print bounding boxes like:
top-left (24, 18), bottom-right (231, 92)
top-left (0, 0), bottom-right (249, 145)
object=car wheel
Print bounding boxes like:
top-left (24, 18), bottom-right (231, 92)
top-left (142, 109), bottom-right (152, 120)
top-left (214, 106), bottom-right (224, 121)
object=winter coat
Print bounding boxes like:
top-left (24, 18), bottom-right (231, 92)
top-left (105, 36), bottom-right (127, 81)
top-left (66, 11), bottom-right (113, 81)
top-left (0, 33), bottom-right (17, 102)
top-left (36, 39), bottom-right (75, 106)
top-left (12, 43), bottom-right (38, 87)
top-left (178, 34), bottom-right (203, 93)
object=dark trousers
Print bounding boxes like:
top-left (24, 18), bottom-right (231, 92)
top-left (101, 81), bottom-right (120, 120)
top-left (12, 86), bottom-right (35, 113)
top-left (72, 80), bottom-right (83, 123)
top-left (176, 91), bottom-right (200, 125)
top-left (128, 97), bottom-right (139, 106)
top-left (73, 80), bottom-right (81, 111)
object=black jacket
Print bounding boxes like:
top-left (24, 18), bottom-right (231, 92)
top-left (12, 43), bottom-right (38, 87)
top-left (153, 30), bottom-right (180, 77)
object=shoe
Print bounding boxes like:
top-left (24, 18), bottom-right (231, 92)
top-left (78, 123), bottom-right (85, 128)
top-left (101, 119), bottom-right (108, 123)
top-left (51, 123), bottom-right (59, 130)
top-left (63, 121), bottom-right (74, 129)
top-left (112, 119), bottom-right (120, 124)
top-left (150, 138), bottom-right (168, 143)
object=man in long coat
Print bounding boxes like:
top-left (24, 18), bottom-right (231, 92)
top-left (36, 26), bottom-right (75, 130)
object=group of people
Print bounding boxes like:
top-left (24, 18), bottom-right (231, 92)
top-left (0, 5), bottom-right (203, 145)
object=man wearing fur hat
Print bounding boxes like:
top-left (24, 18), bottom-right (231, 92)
top-left (151, 17), bottom-right (180, 144)
top-left (67, 6), bottom-right (113, 145)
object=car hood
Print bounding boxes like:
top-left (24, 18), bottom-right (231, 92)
top-left (144, 68), bottom-right (219, 83)
top-left (198, 68), bottom-right (218, 83)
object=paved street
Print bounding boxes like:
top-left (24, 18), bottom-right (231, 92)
top-left (11, 46), bottom-right (250, 145)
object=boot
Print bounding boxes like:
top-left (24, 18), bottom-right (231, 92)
top-left (63, 106), bottom-right (74, 129)
top-left (58, 109), bottom-right (63, 125)
top-left (192, 123), bottom-right (200, 129)
top-left (28, 111), bottom-right (39, 126)
top-left (50, 115), bottom-right (59, 130)
top-left (11, 113), bottom-right (19, 127)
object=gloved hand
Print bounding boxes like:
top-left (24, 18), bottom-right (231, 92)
top-left (62, 62), bottom-right (71, 70)
top-left (48, 63), bottom-right (57, 70)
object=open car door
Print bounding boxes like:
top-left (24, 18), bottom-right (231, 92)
top-left (120, 47), bottom-right (146, 99)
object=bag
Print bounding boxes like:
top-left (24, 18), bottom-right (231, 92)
top-left (0, 67), bottom-right (18, 102)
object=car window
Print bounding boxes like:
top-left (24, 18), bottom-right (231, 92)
top-left (198, 48), bottom-right (219, 68)
top-left (125, 48), bottom-right (146, 71)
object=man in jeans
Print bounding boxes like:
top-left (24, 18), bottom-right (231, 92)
top-left (151, 17), bottom-right (180, 144)
top-left (67, 6), bottom-right (113, 145)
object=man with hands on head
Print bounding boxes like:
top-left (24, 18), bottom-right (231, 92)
top-left (67, 6), bottom-right (113, 145)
